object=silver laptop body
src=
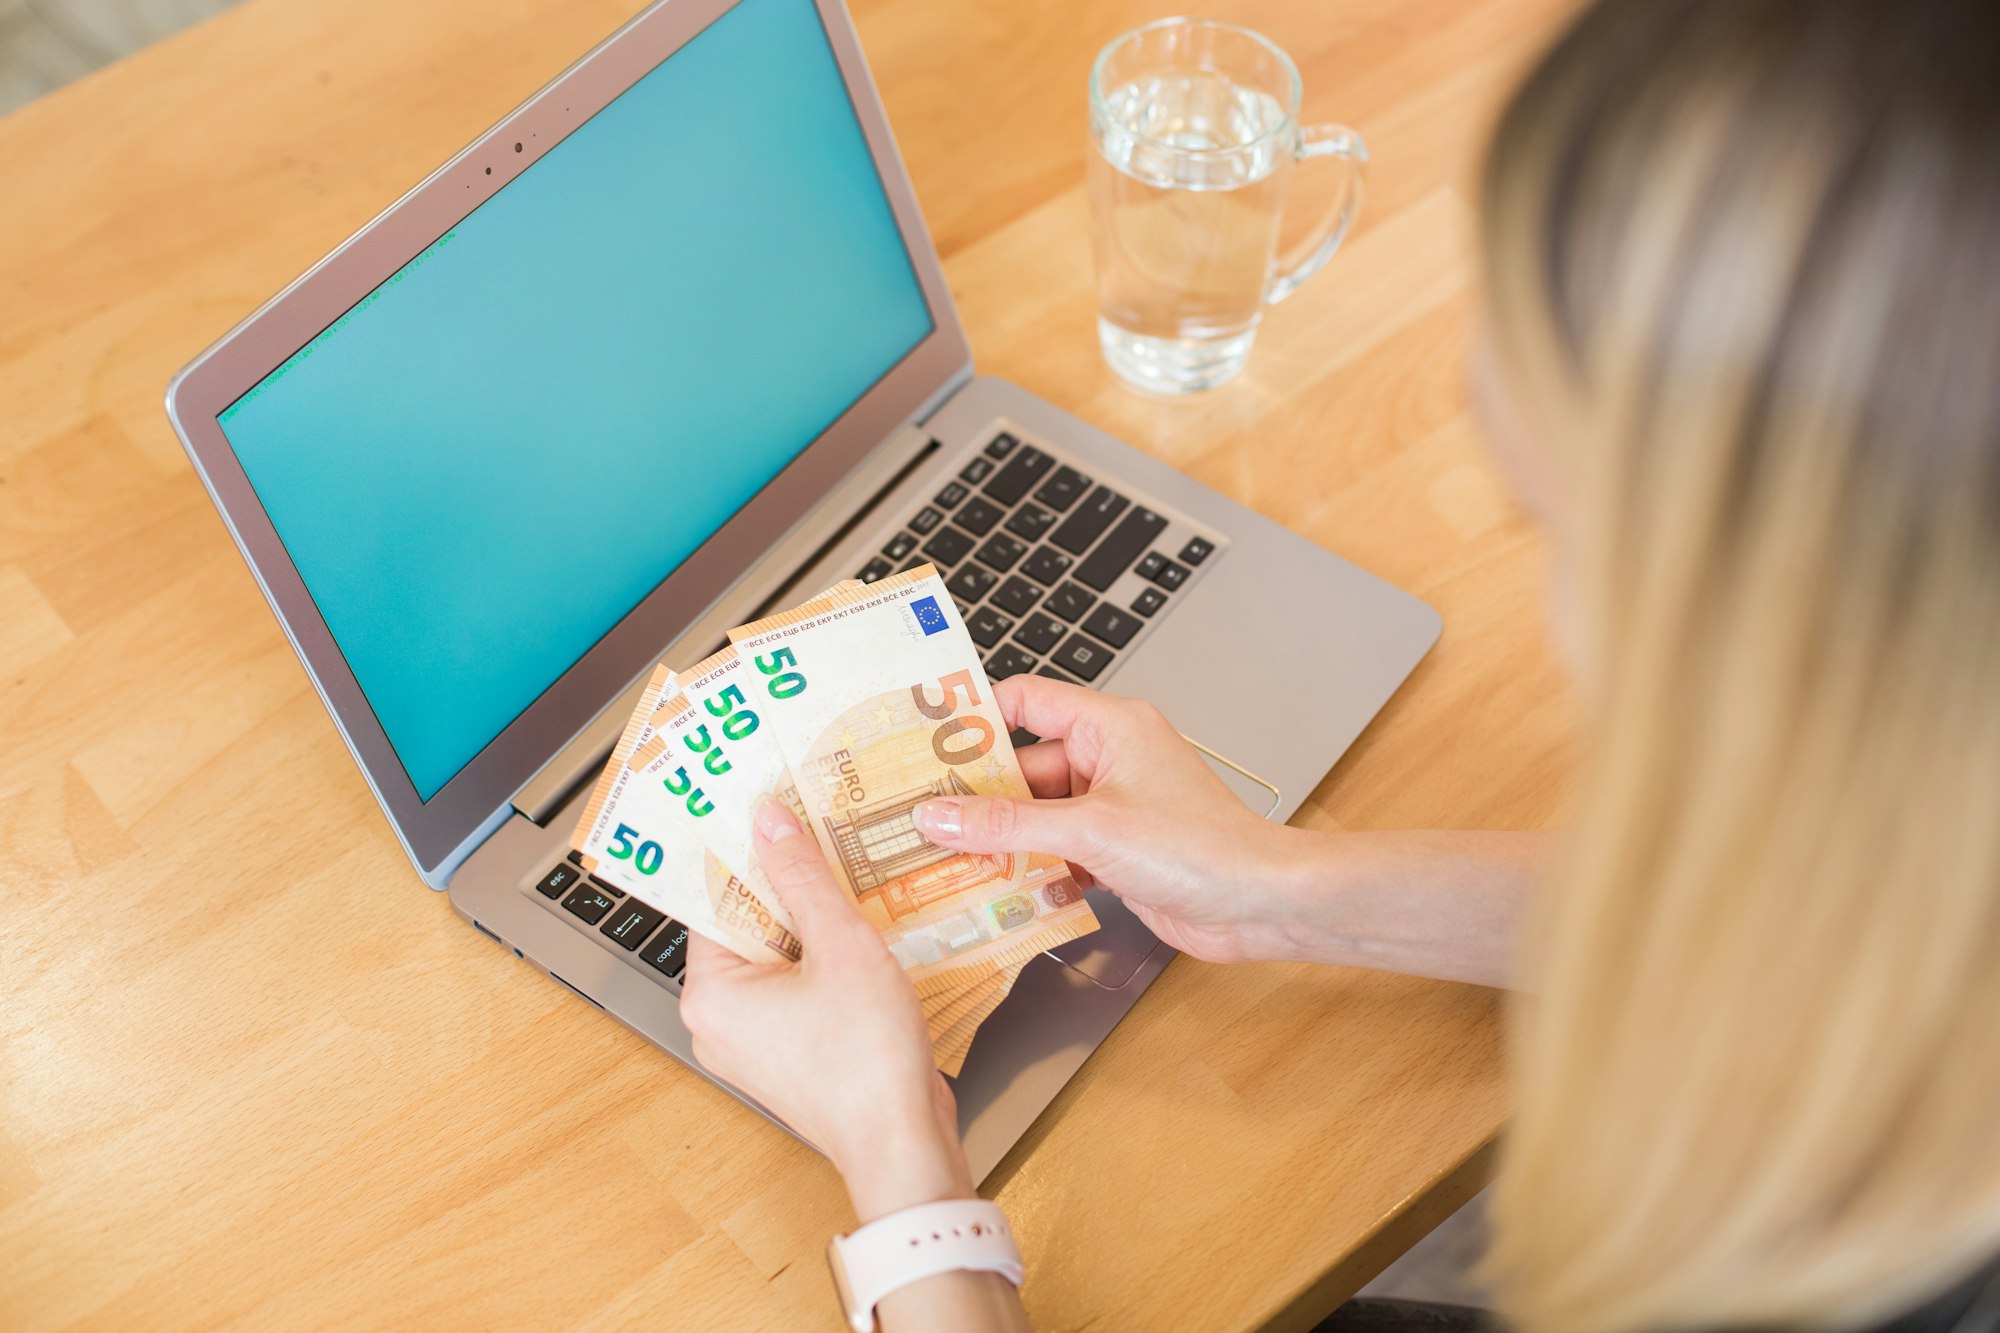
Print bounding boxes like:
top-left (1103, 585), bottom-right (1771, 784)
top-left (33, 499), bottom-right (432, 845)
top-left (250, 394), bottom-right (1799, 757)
top-left (164, 0), bottom-right (1439, 1181)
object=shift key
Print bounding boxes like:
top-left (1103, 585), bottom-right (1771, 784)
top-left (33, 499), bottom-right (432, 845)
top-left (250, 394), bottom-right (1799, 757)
top-left (1073, 507), bottom-right (1167, 590)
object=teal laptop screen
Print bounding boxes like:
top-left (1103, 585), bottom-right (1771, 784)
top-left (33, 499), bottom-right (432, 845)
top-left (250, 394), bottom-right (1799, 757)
top-left (217, 0), bottom-right (933, 801)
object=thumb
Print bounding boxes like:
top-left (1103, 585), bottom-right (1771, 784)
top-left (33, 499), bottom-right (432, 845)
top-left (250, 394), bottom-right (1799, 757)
top-left (751, 798), bottom-right (870, 947)
top-left (912, 793), bottom-right (1103, 863)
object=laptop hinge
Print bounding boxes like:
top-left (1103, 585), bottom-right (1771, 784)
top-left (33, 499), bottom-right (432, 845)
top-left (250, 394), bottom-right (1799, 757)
top-left (512, 421), bottom-right (941, 825)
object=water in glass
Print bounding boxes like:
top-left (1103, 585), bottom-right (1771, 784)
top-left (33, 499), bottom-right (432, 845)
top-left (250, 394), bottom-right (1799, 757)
top-left (1089, 71), bottom-right (1292, 393)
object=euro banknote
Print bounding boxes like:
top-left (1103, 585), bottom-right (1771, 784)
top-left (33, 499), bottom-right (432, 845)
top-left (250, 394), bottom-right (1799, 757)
top-left (571, 664), bottom-right (801, 962)
top-left (635, 644), bottom-right (804, 936)
top-left (566, 570), bottom-right (1094, 1073)
top-left (639, 652), bottom-right (985, 1027)
top-left (729, 565), bottom-right (1099, 1068)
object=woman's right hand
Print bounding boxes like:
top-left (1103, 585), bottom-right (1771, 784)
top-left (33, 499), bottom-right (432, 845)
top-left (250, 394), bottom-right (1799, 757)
top-left (910, 675), bottom-right (1302, 964)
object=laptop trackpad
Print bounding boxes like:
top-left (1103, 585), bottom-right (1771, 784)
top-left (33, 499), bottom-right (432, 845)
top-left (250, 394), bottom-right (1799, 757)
top-left (1046, 742), bottom-right (1280, 988)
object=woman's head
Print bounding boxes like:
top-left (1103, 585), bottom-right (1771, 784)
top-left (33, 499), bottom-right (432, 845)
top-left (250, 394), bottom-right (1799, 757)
top-left (1477, 1), bottom-right (2000, 1328)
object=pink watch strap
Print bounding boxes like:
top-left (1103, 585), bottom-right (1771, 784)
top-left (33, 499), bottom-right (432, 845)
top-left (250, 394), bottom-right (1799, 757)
top-left (827, 1199), bottom-right (1024, 1332)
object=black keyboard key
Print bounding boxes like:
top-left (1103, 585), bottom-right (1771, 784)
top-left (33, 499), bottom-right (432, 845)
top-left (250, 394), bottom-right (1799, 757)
top-left (883, 531), bottom-right (918, 560)
top-left (975, 533), bottom-right (1028, 572)
top-left (1152, 559), bottom-right (1190, 591)
top-left (986, 644), bottom-right (1037, 680)
top-left (922, 526), bottom-right (975, 566)
top-left (1082, 603), bottom-right (1141, 648)
top-left (565, 849), bottom-right (583, 866)
top-left (1074, 507), bottom-right (1169, 591)
top-left (935, 482), bottom-right (968, 509)
top-left (601, 899), bottom-right (665, 950)
top-left (1050, 486), bottom-right (1130, 555)
top-left (1131, 586), bottom-right (1168, 617)
top-left (587, 874), bottom-right (624, 898)
top-left (966, 605), bottom-right (1013, 649)
top-left (859, 557), bottom-right (893, 583)
top-left (899, 556), bottom-right (927, 574)
top-left (641, 920), bottom-right (690, 977)
top-left (562, 885), bottom-right (617, 925)
top-left (1009, 727), bottom-right (1040, 750)
top-left (960, 457), bottom-right (994, 485)
top-left (536, 863), bottom-right (583, 898)
top-left (946, 563), bottom-right (998, 604)
top-left (1136, 552), bottom-right (1167, 581)
top-left (1050, 634), bottom-right (1113, 682)
top-left (985, 431), bottom-right (1020, 459)
top-left (1021, 546), bottom-right (1072, 586)
top-left (954, 496), bottom-right (1005, 537)
top-left (909, 506), bottom-right (944, 535)
top-left (1036, 664), bottom-right (1078, 684)
top-left (1045, 582), bottom-right (1097, 623)
top-left (1034, 465), bottom-right (1092, 512)
top-left (990, 576), bottom-right (1041, 617)
top-left (1179, 536), bottom-right (1215, 565)
top-left (1013, 612), bottom-right (1066, 655)
top-left (1005, 503), bottom-right (1056, 543)
top-left (983, 445), bottom-right (1055, 505)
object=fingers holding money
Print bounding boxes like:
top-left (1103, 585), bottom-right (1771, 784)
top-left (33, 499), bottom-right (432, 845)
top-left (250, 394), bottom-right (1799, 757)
top-left (1015, 739), bottom-right (1077, 798)
top-left (751, 798), bottom-right (881, 963)
top-left (993, 674), bottom-right (1151, 777)
top-left (913, 788), bottom-right (1108, 867)
top-left (684, 930), bottom-right (756, 982)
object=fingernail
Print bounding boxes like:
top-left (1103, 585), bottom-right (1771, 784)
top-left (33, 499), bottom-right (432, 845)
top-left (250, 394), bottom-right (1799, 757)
top-left (914, 799), bottom-right (961, 840)
top-left (754, 798), bottom-right (802, 842)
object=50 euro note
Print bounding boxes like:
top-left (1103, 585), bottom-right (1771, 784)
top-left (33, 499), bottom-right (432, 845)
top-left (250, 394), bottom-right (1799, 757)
top-left (635, 643), bottom-right (804, 936)
top-left (645, 644), bottom-right (1003, 1028)
top-left (729, 565), bottom-right (1098, 1070)
top-left (564, 583), bottom-right (859, 962)
top-left (570, 663), bottom-right (800, 962)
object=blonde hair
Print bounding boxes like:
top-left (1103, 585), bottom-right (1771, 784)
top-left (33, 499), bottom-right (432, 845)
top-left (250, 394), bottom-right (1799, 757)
top-left (1480, 2), bottom-right (2000, 1329)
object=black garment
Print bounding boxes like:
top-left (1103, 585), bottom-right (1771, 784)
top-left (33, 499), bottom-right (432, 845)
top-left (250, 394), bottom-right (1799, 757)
top-left (1314, 1256), bottom-right (2000, 1333)
top-left (1316, 1298), bottom-right (1488, 1332)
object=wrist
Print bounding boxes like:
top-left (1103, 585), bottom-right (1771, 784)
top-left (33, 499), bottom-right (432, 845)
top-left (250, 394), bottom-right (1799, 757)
top-left (1230, 823), bottom-right (1336, 963)
top-left (835, 1104), bottom-right (974, 1224)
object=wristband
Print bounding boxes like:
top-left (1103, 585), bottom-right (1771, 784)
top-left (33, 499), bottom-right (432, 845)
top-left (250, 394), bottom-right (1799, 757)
top-left (826, 1199), bottom-right (1024, 1332)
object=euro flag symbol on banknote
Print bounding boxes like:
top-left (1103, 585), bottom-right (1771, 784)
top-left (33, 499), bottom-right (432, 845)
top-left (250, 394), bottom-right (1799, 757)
top-left (910, 595), bottom-right (949, 636)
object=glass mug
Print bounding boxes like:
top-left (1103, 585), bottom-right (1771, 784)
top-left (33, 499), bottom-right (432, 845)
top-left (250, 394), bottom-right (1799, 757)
top-left (1088, 18), bottom-right (1368, 395)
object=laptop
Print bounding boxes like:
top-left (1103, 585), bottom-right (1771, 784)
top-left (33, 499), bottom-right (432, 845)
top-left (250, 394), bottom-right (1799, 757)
top-left (164, 0), bottom-right (1440, 1180)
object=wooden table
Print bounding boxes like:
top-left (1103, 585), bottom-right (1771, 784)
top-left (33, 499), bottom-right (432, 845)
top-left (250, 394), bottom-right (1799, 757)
top-left (0, 0), bottom-right (1578, 1326)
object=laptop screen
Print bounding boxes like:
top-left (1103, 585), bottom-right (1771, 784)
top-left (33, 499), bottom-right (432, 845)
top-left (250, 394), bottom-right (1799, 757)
top-left (214, 0), bottom-right (933, 801)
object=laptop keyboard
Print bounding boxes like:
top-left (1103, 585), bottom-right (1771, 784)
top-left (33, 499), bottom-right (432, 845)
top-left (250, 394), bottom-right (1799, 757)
top-left (856, 429), bottom-right (1219, 746)
top-left (524, 424), bottom-right (1220, 984)
top-left (529, 848), bottom-right (693, 983)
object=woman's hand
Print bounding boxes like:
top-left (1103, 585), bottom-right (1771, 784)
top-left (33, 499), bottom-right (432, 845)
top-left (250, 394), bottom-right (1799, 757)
top-left (678, 799), bottom-right (972, 1223)
top-left (912, 675), bottom-right (1544, 986)
top-left (910, 676), bottom-right (1300, 964)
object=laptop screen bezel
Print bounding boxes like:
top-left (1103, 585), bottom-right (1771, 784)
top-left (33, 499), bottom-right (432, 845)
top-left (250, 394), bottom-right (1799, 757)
top-left (163, 0), bottom-right (971, 876)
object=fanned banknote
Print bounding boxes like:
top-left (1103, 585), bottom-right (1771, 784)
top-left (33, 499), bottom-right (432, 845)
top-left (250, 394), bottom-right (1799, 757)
top-left (565, 583), bottom-right (860, 960)
top-left (636, 644), bottom-right (805, 934)
top-left (643, 649), bottom-right (988, 1026)
top-left (571, 664), bottom-right (800, 962)
top-left (730, 565), bottom-right (1099, 1072)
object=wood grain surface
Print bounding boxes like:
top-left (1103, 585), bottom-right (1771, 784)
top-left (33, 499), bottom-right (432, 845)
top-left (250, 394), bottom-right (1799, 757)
top-left (0, 0), bottom-right (1578, 1326)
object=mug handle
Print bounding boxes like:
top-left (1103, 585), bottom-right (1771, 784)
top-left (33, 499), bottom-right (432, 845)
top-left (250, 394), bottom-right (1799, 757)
top-left (1266, 124), bottom-right (1369, 304)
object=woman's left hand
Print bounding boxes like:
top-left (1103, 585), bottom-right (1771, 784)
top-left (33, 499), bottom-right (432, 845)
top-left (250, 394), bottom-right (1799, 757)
top-left (678, 798), bottom-right (974, 1222)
